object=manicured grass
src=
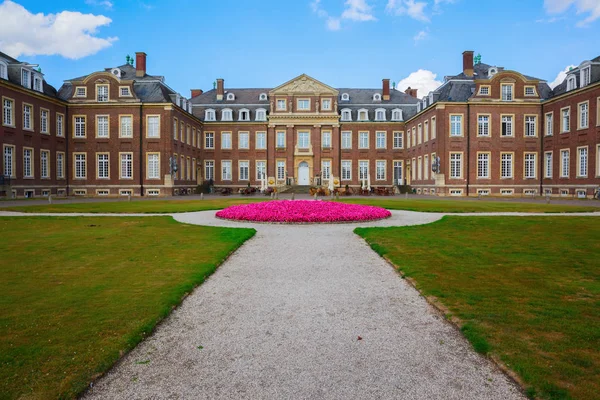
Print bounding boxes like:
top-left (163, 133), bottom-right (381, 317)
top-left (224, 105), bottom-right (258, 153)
top-left (0, 217), bottom-right (255, 399)
top-left (338, 197), bottom-right (599, 213)
top-left (0, 198), bottom-right (267, 214)
top-left (2, 197), bottom-right (598, 214)
top-left (355, 217), bottom-right (600, 400)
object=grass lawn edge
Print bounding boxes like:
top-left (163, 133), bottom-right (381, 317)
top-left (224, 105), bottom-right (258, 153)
top-left (354, 220), bottom-right (529, 397)
top-left (76, 223), bottom-right (257, 398)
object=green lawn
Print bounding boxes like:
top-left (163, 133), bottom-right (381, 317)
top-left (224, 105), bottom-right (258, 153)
top-left (1, 197), bottom-right (598, 214)
top-left (356, 217), bottom-right (600, 400)
top-left (0, 217), bottom-right (255, 399)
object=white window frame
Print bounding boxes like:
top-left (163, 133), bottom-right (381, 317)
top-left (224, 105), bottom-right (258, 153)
top-left (544, 151), bottom-right (553, 179)
top-left (96, 84), bottom-right (109, 102)
top-left (255, 108), bottom-right (267, 121)
top-left (524, 115), bottom-right (537, 137)
top-left (374, 108), bottom-right (386, 121)
top-left (545, 112), bottom-right (553, 136)
top-left (97, 153), bottom-right (110, 179)
top-left (450, 114), bottom-right (463, 137)
top-left (357, 109), bottom-right (368, 121)
top-left (501, 115), bottom-right (514, 137)
top-left (341, 131), bottom-right (352, 149)
top-left (322, 131), bottom-right (332, 148)
top-left (239, 160), bottom-right (249, 181)
top-left (577, 146), bottom-right (588, 178)
top-left (560, 149), bottom-right (570, 178)
top-left (276, 131), bottom-right (286, 148)
top-left (358, 131), bottom-right (369, 149)
top-left (96, 115), bottom-right (109, 138)
top-left (256, 132), bottom-right (267, 149)
top-left (578, 101), bottom-right (589, 129)
top-left (501, 83), bottom-right (513, 101)
top-left (119, 153), bottom-right (133, 179)
top-left (376, 160), bottom-right (386, 180)
top-left (341, 160), bottom-right (352, 180)
top-left (146, 115), bottom-right (160, 138)
top-left (147, 153), bottom-right (160, 180)
top-left (221, 108), bottom-right (233, 121)
top-left (501, 153), bottom-right (513, 179)
top-left (477, 152), bottom-right (490, 179)
top-left (449, 152), bottom-right (462, 179)
top-left (393, 131), bottom-right (403, 149)
top-left (238, 108), bottom-right (250, 121)
top-left (391, 108), bottom-right (402, 121)
top-left (221, 132), bottom-right (232, 149)
top-left (205, 109), bottom-right (216, 121)
top-left (524, 152), bottom-right (537, 179)
top-left (477, 114), bottom-right (490, 137)
top-left (341, 109), bottom-right (352, 121)
top-left (221, 160), bottom-right (232, 181)
top-left (238, 132), bottom-right (250, 149)
top-left (375, 131), bottom-right (386, 149)
top-left (561, 107), bottom-right (570, 133)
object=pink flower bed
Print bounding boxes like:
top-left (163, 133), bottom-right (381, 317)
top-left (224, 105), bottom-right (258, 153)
top-left (216, 200), bottom-right (391, 224)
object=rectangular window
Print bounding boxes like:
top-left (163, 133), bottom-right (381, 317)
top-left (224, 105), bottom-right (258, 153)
top-left (501, 153), bottom-right (513, 178)
top-left (431, 117), bottom-right (436, 139)
top-left (96, 115), bottom-right (109, 138)
top-left (21, 69), bottom-right (30, 87)
top-left (120, 87), bottom-right (131, 97)
top-left (56, 113), bottom-right (64, 137)
top-left (221, 132), bottom-right (232, 149)
top-left (450, 115), bottom-right (462, 136)
top-left (56, 152), bottom-right (64, 179)
top-left (75, 87), bottom-right (86, 97)
top-left (359, 160), bottom-right (369, 180)
top-left (97, 85), bottom-right (108, 102)
top-left (341, 131), bottom-right (352, 149)
top-left (412, 127), bottom-right (416, 145)
top-left (147, 153), bottom-right (160, 179)
top-left (477, 115), bottom-right (490, 136)
top-left (277, 160), bottom-right (285, 180)
top-left (525, 116), bottom-right (537, 137)
top-left (544, 152), bottom-right (553, 178)
top-left (525, 86), bottom-right (536, 96)
top-left (23, 148), bottom-right (33, 178)
top-left (205, 132), bottom-right (214, 149)
top-left (545, 113), bottom-right (553, 136)
top-left (23, 104), bottom-right (32, 130)
top-left (417, 124), bottom-right (422, 144)
top-left (120, 153), bottom-right (133, 179)
top-left (118, 115), bottom-right (132, 137)
top-left (3, 145), bottom-right (14, 177)
top-left (180, 122), bottom-right (184, 142)
top-left (147, 116), bottom-right (160, 138)
top-left (450, 153), bottom-right (462, 179)
top-left (297, 99), bottom-right (310, 110)
top-left (376, 131), bottom-right (386, 149)
top-left (393, 131), bottom-right (403, 149)
top-left (561, 108), bottom-right (570, 133)
top-left (359, 132), bottom-right (369, 149)
top-left (74, 153), bottom-right (86, 179)
top-left (3, 98), bottom-right (14, 126)
top-left (40, 109), bottom-right (49, 133)
top-left (477, 153), bottom-right (490, 179)
top-left (524, 153), bottom-right (536, 179)
top-left (501, 84), bottom-right (513, 101)
top-left (256, 161), bottom-right (266, 180)
top-left (239, 132), bottom-right (249, 149)
top-left (173, 118), bottom-right (178, 140)
top-left (417, 156), bottom-right (422, 180)
top-left (322, 131), bottom-right (331, 148)
top-left (341, 160), bottom-right (351, 180)
top-left (205, 160), bottom-right (214, 181)
top-left (424, 155), bottom-right (429, 180)
top-left (322, 160), bottom-right (331, 180)
top-left (561, 150), bottom-right (570, 178)
top-left (424, 121), bottom-right (429, 142)
top-left (322, 99), bottom-right (331, 110)
top-left (40, 150), bottom-right (49, 178)
top-left (97, 153), bottom-right (109, 179)
top-left (276, 131), bottom-right (286, 148)
top-left (74, 116), bottom-right (86, 137)
top-left (376, 160), bottom-right (386, 180)
top-left (298, 131), bottom-right (310, 149)
top-left (581, 67), bottom-right (591, 87)
top-left (180, 155), bottom-right (185, 180)
top-left (192, 158), bottom-right (196, 181)
top-left (393, 161), bottom-right (403, 185)
top-left (239, 161), bottom-right (249, 180)
top-left (186, 125), bottom-right (191, 144)
top-left (276, 99), bottom-right (286, 110)
top-left (256, 132), bottom-right (266, 149)
top-left (192, 128), bottom-right (196, 147)
top-left (577, 147), bottom-right (588, 177)
top-left (578, 102), bottom-right (589, 129)
top-left (222, 160), bottom-right (232, 180)
top-left (501, 115), bottom-right (513, 137)
top-left (479, 86), bottom-right (489, 95)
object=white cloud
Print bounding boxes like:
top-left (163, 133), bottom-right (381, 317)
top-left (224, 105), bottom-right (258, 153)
top-left (0, 0), bottom-right (117, 59)
top-left (341, 0), bottom-right (376, 21)
top-left (544, 0), bottom-right (600, 27)
top-left (386, 0), bottom-right (429, 22)
top-left (549, 65), bottom-right (577, 89)
top-left (85, 0), bottom-right (113, 10)
top-left (311, 0), bottom-right (376, 30)
top-left (397, 69), bottom-right (443, 97)
top-left (413, 29), bottom-right (428, 43)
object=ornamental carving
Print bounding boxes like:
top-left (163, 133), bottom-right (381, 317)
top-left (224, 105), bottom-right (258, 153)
top-left (271, 74), bottom-right (338, 96)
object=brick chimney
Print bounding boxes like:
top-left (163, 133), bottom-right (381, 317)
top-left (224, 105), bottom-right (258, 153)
top-left (216, 79), bottom-right (224, 101)
top-left (405, 87), bottom-right (418, 98)
top-left (463, 50), bottom-right (474, 77)
top-left (135, 52), bottom-right (147, 77)
top-left (382, 79), bottom-right (390, 101)
top-left (190, 89), bottom-right (203, 98)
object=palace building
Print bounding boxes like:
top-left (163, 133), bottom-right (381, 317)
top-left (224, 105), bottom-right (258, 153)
top-left (1, 50), bottom-right (599, 198)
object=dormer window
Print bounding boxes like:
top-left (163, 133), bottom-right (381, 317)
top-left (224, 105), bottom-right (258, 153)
top-left (417, 103), bottom-right (421, 112)
top-left (75, 87), bottom-right (86, 97)
top-left (221, 108), bottom-right (233, 121)
top-left (33, 76), bottom-right (42, 92)
top-left (341, 93), bottom-right (349, 101)
top-left (120, 87), bottom-right (131, 97)
top-left (567, 75), bottom-right (577, 91)
top-left (0, 61), bottom-right (7, 80)
top-left (524, 86), bottom-right (536, 96)
top-left (581, 67), bottom-right (591, 87)
top-left (239, 108), bottom-right (250, 121)
top-left (205, 109), bottom-right (216, 121)
top-left (373, 93), bottom-right (381, 101)
top-left (259, 93), bottom-right (267, 101)
top-left (111, 68), bottom-right (121, 78)
top-left (429, 93), bottom-right (434, 104)
top-left (358, 109), bottom-right (368, 121)
top-left (255, 108), bottom-right (267, 121)
top-left (391, 109), bottom-right (402, 121)
top-left (479, 86), bottom-right (490, 95)
top-left (488, 67), bottom-right (498, 78)
top-left (21, 69), bottom-right (30, 88)
top-left (422, 99), bottom-right (427, 109)
top-left (375, 108), bottom-right (386, 121)
top-left (97, 84), bottom-right (109, 102)
top-left (341, 109), bottom-right (352, 121)
top-left (226, 92), bottom-right (235, 101)
top-left (501, 83), bottom-right (513, 101)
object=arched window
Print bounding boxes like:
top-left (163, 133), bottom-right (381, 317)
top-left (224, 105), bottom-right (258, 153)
top-left (567, 75), bottom-right (577, 91)
top-left (375, 108), bottom-right (386, 121)
top-left (221, 108), bottom-right (233, 121)
top-left (255, 108), bottom-right (267, 121)
top-left (239, 108), bottom-right (250, 121)
top-left (391, 109), bottom-right (403, 121)
top-left (341, 108), bottom-right (352, 121)
top-left (205, 109), bottom-right (216, 121)
top-left (0, 60), bottom-right (8, 80)
top-left (357, 108), bottom-right (368, 121)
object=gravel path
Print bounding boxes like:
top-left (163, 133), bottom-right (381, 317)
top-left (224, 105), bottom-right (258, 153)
top-left (2, 209), bottom-right (597, 399)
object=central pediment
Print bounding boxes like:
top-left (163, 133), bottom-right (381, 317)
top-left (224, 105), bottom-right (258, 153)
top-left (270, 74), bottom-right (339, 96)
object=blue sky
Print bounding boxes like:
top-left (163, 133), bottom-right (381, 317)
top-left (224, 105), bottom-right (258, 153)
top-left (1, 0), bottom-right (599, 97)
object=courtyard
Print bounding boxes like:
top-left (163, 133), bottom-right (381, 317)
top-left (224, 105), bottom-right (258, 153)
top-left (1, 198), bottom-right (599, 399)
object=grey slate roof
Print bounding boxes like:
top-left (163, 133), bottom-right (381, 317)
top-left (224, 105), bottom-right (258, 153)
top-left (190, 88), bottom-right (270, 105)
top-left (551, 54), bottom-right (600, 97)
top-left (0, 51), bottom-right (60, 99)
top-left (337, 88), bottom-right (419, 104)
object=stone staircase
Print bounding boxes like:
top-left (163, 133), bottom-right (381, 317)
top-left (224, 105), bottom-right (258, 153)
top-left (280, 185), bottom-right (311, 194)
